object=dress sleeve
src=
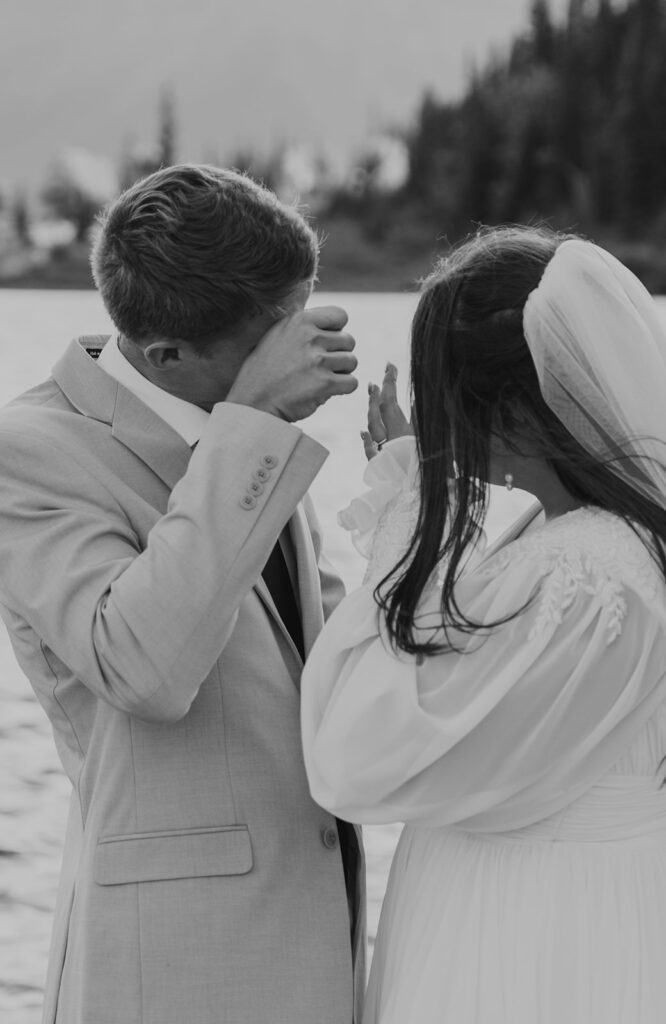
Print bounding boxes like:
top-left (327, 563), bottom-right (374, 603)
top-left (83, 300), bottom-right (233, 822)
top-left (301, 522), bottom-right (666, 831)
top-left (337, 437), bottom-right (420, 587)
top-left (337, 437), bottom-right (486, 587)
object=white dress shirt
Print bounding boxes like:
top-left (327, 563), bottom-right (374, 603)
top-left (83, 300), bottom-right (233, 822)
top-left (98, 336), bottom-right (209, 447)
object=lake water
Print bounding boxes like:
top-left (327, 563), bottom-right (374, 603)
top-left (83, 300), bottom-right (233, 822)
top-left (2, 290), bottom-right (665, 1023)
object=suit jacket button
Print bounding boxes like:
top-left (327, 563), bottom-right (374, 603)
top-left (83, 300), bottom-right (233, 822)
top-left (261, 454), bottom-right (279, 469)
top-left (248, 480), bottom-right (265, 496)
top-left (254, 467), bottom-right (270, 482)
top-left (321, 826), bottom-right (339, 850)
top-left (240, 494), bottom-right (258, 510)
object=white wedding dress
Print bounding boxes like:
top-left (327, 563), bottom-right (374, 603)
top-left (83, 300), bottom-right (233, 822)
top-left (301, 439), bottom-right (666, 1023)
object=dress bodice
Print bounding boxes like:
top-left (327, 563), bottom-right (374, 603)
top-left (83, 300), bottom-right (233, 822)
top-left (608, 700), bottom-right (666, 777)
top-left (306, 461), bottom-right (666, 834)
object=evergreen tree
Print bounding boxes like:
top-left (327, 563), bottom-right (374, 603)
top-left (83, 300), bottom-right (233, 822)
top-left (11, 191), bottom-right (30, 245)
top-left (158, 88), bottom-right (177, 168)
top-left (404, 92), bottom-right (465, 224)
top-left (332, 0), bottom-right (666, 253)
top-left (612, 0), bottom-right (664, 227)
top-left (531, 0), bottom-right (556, 63)
top-left (458, 76), bottom-right (504, 223)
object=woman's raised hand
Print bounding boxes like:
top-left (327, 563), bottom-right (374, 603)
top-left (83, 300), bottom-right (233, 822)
top-left (361, 362), bottom-right (413, 460)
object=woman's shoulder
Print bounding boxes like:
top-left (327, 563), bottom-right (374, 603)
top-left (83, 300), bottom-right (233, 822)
top-left (476, 506), bottom-right (665, 642)
top-left (484, 507), bottom-right (660, 585)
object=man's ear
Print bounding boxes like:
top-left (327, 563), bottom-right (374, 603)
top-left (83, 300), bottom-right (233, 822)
top-left (143, 341), bottom-right (184, 371)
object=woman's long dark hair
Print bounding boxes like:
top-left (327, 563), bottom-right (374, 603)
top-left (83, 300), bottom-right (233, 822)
top-left (378, 225), bottom-right (666, 655)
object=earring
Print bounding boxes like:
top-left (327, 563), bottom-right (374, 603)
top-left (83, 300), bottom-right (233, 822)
top-left (504, 473), bottom-right (514, 491)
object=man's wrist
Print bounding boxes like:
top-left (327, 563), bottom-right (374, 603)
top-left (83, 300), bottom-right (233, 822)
top-left (207, 401), bottom-right (302, 442)
top-left (225, 399), bottom-right (289, 421)
top-left (224, 384), bottom-right (289, 421)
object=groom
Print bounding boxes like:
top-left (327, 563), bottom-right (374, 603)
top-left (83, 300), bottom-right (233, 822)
top-left (0, 164), bottom-right (364, 1024)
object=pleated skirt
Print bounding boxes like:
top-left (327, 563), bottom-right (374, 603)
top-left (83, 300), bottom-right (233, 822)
top-left (365, 779), bottom-right (666, 1023)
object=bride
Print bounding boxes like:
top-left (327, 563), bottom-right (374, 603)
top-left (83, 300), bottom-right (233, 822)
top-left (300, 226), bottom-right (666, 1023)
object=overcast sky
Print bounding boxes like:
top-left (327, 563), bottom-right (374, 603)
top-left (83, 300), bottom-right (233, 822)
top-left (1, 0), bottom-right (571, 191)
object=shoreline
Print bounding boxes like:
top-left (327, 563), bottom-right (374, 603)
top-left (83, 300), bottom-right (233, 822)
top-left (2, 222), bottom-right (666, 294)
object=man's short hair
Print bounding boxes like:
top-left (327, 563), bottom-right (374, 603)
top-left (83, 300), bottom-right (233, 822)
top-left (90, 164), bottom-right (319, 345)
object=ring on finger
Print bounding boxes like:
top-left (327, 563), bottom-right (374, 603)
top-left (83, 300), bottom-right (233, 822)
top-left (376, 437), bottom-right (388, 450)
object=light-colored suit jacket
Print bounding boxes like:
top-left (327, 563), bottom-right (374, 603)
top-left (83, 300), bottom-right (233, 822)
top-left (0, 337), bottom-right (365, 1024)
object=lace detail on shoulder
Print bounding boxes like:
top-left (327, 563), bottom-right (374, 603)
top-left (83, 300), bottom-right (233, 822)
top-left (480, 507), bottom-right (662, 645)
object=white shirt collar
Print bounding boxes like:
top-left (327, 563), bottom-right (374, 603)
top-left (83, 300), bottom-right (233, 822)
top-left (97, 336), bottom-right (210, 447)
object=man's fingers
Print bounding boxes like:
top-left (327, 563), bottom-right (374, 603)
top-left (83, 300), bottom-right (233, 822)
top-left (367, 384), bottom-right (387, 442)
top-left (319, 331), bottom-right (356, 353)
top-left (304, 305), bottom-right (349, 331)
top-left (324, 373), bottom-right (358, 398)
top-left (232, 303), bottom-right (358, 422)
top-left (321, 352), bottom-right (358, 374)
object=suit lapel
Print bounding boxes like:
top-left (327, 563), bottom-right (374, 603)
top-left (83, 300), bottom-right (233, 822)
top-left (111, 386), bottom-right (192, 490)
top-left (254, 506), bottom-right (323, 685)
top-left (253, 574), bottom-right (304, 675)
top-left (52, 337), bottom-right (192, 490)
top-left (289, 503), bottom-right (324, 658)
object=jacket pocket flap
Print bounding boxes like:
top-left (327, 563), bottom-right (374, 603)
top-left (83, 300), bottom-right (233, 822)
top-left (94, 825), bottom-right (253, 885)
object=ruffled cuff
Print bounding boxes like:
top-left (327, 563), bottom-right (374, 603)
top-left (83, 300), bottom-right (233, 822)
top-left (338, 436), bottom-right (418, 559)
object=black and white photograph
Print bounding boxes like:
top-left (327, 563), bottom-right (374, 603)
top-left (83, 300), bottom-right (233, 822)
top-left (2, 1), bottom-right (666, 1022)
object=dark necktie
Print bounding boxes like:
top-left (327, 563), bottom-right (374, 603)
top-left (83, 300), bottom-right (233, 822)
top-left (262, 539), bottom-right (305, 659)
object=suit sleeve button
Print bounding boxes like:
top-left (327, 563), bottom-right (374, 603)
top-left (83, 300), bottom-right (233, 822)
top-left (261, 454), bottom-right (279, 469)
top-left (321, 826), bottom-right (339, 850)
top-left (240, 494), bottom-right (258, 510)
top-left (248, 480), bottom-right (265, 495)
top-left (254, 467), bottom-right (270, 482)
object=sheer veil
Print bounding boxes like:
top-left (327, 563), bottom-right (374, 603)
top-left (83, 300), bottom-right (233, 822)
top-left (523, 239), bottom-right (666, 508)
